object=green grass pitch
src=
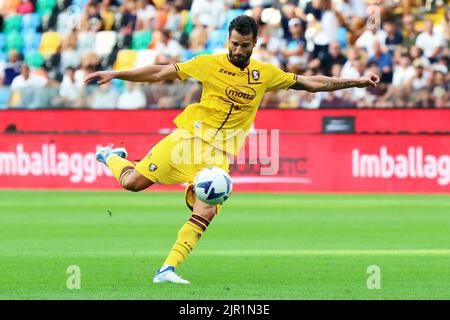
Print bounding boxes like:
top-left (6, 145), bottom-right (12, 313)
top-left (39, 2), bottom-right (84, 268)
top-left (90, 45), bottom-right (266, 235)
top-left (0, 190), bottom-right (449, 300)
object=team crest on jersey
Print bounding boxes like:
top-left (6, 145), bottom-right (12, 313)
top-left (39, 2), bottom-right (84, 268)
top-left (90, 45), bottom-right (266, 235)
top-left (149, 163), bottom-right (158, 171)
top-left (251, 70), bottom-right (260, 81)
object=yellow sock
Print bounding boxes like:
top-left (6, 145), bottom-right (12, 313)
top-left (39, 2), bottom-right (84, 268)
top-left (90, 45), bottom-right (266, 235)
top-left (106, 155), bottom-right (136, 187)
top-left (163, 214), bottom-right (211, 268)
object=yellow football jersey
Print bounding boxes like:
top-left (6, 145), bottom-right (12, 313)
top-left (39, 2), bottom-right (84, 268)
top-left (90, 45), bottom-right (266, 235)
top-left (174, 54), bottom-right (297, 156)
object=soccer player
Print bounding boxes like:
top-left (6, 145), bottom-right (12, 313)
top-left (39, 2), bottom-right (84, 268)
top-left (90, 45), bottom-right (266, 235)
top-left (85, 15), bottom-right (380, 284)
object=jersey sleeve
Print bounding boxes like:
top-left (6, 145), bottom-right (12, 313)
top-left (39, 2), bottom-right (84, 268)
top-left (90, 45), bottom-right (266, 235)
top-left (174, 55), bottom-right (209, 82)
top-left (265, 64), bottom-right (298, 92)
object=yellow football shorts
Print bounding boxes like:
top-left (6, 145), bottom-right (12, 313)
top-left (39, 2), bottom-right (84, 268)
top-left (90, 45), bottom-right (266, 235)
top-left (135, 128), bottom-right (230, 214)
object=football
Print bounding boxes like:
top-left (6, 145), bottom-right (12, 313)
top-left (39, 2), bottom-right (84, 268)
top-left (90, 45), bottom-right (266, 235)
top-left (194, 167), bottom-right (233, 205)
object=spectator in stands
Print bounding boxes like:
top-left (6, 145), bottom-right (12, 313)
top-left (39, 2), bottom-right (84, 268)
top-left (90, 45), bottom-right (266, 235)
top-left (379, 52), bottom-right (415, 108)
top-left (17, 0), bottom-right (34, 14)
top-left (443, 7), bottom-right (450, 47)
top-left (415, 20), bottom-right (445, 63)
top-left (10, 64), bottom-right (47, 91)
top-left (164, 1), bottom-right (184, 39)
top-left (57, 4), bottom-right (81, 36)
top-left (60, 33), bottom-right (82, 74)
top-left (363, 61), bottom-right (385, 106)
top-left (315, 0), bottom-right (340, 51)
top-left (9, 64), bottom-right (48, 107)
top-left (384, 20), bottom-right (403, 54)
top-left (2, 0), bottom-right (20, 15)
top-left (405, 59), bottom-right (432, 108)
top-left (154, 80), bottom-right (186, 109)
top-left (392, 52), bottom-right (415, 87)
top-left (401, 14), bottom-right (417, 49)
top-left (190, 0), bottom-right (225, 31)
top-left (117, 81), bottom-right (146, 109)
top-left (56, 67), bottom-right (85, 108)
top-left (334, 0), bottom-right (353, 20)
top-left (89, 81), bottom-right (119, 109)
top-left (136, 0), bottom-right (156, 30)
top-left (367, 40), bottom-right (393, 83)
top-left (429, 65), bottom-right (449, 108)
top-left (117, 0), bottom-right (138, 34)
top-left (2, 50), bottom-right (22, 86)
top-left (183, 23), bottom-right (209, 59)
top-left (150, 29), bottom-right (183, 63)
top-left (409, 45), bottom-right (430, 68)
top-left (256, 23), bottom-right (286, 63)
top-left (301, 0), bottom-right (323, 21)
top-left (100, 0), bottom-right (118, 31)
top-left (252, 43), bottom-right (280, 68)
top-left (282, 18), bottom-right (307, 74)
top-left (355, 22), bottom-right (388, 56)
top-left (308, 41), bottom-right (347, 76)
top-left (82, 2), bottom-right (104, 32)
top-left (31, 78), bottom-right (60, 109)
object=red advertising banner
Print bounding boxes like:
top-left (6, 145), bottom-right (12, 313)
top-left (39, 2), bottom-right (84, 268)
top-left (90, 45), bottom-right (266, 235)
top-left (1, 133), bottom-right (449, 193)
top-left (1, 109), bottom-right (450, 134)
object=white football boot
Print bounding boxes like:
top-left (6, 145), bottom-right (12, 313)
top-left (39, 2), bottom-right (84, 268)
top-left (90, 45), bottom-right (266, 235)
top-left (153, 265), bottom-right (190, 284)
top-left (95, 144), bottom-right (128, 165)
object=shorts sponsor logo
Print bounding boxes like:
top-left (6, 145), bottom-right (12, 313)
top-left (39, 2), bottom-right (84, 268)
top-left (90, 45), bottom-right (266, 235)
top-left (149, 163), bottom-right (158, 171)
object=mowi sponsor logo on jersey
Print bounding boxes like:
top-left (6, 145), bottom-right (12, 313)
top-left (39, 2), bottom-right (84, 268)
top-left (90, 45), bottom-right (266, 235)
top-left (0, 144), bottom-right (112, 183)
top-left (352, 146), bottom-right (450, 186)
top-left (225, 85), bottom-right (256, 104)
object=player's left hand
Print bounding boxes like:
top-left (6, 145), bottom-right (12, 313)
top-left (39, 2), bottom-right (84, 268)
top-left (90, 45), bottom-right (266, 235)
top-left (358, 73), bottom-right (380, 88)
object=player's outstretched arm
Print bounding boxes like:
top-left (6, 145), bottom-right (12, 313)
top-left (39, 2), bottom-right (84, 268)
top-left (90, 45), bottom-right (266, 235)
top-left (83, 64), bottom-right (179, 85)
top-left (290, 73), bottom-right (380, 92)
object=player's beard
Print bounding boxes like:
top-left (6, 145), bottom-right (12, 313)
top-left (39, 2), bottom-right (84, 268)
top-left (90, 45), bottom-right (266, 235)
top-left (229, 50), bottom-right (252, 69)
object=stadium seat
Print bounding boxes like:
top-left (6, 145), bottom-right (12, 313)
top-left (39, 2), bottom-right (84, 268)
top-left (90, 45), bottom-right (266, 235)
top-left (22, 13), bottom-right (42, 31)
top-left (4, 15), bottom-right (23, 34)
top-left (0, 33), bottom-right (5, 51)
top-left (36, 0), bottom-right (57, 16)
top-left (39, 32), bottom-right (61, 56)
top-left (100, 10), bottom-right (115, 31)
top-left (0, 87), bottom-right (11, 109)
top-left (73, 0), bottom-right (89, 9)
top-left (24, 31), bottom-right (42, 52)
top-left (113, 49), bottom-right (137, 70)
top-left (206, 29), bottom-right (227, 51)
top-left (134, 49), bottom-right (157, 68)
top-left (183, 11), bottom-right (194, 34)
top-left (6, 31), bottom-right (24, 52)
top-left (221, 9), bottom-right (245, 30)
top-left (0, 51), bottom-right (7, 62)
top-left (131, 31), bottom-right (152, 50)
top-left (77, 31), bottom-right (96, 54)
top-left (94, 31), bottom-right (117, 57)
top-left (336, 27), bottom-right (348, 49)
top-left (25, 51), bottom-right (45, 68)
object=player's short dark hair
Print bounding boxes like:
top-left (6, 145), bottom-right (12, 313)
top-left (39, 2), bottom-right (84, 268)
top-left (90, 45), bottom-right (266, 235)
top-left (228, 15), bottom-right (258, 40)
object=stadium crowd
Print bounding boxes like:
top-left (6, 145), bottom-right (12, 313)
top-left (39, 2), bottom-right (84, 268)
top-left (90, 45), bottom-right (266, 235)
top-left (0, 0), bottom-right (448, 109)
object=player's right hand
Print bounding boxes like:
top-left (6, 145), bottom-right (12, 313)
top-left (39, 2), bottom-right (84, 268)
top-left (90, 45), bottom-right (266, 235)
top-left (84, 71), bottom-right (115, 85)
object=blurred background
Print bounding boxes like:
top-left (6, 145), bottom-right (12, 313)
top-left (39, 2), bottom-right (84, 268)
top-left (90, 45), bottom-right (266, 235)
top-left (1, 1), bottom-right (450, 301)
top-left (0, 0), bottom-right (448, 110)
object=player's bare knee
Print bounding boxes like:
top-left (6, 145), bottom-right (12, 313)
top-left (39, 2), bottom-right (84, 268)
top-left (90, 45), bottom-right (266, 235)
top-left (196, 204), bottom-right (216, 221)
top-left (122, 170), bottom-right (153, 192)
top-left (122, 176), bottom-right (143, 192)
